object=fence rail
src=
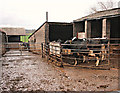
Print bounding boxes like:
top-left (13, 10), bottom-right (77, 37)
top-left (41, 38), bottom-right (120, 68)
top-left (0, 38), bottom-right (120, 68)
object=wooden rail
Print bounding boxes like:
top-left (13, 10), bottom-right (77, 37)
top-left (41, 38), bottom-right (120, 68)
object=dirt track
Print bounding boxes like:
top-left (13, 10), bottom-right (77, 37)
top-left (0, 50), bottom-right (119, 92)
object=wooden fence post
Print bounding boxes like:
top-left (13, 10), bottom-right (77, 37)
top-left (41, 43), bottom-right (44, 58)
top-left (20, 45), bottom-right (22, 55)
top-left (47, 44), bottom-right (49, 62)
top-left (60, 43), bottom-right (63, 67)
top-left (108, 39), bottom-right (110, 65)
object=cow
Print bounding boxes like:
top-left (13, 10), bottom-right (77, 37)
top-left (62, 37), bottom-right (108, 66)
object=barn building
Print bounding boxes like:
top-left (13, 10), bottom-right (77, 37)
top-left (1, 28), bottom-right (26, 42)
top-left (73, 8), bottom-right (120, 68)
top-left (29, 22), bottom-right (73, 43)
top-left (28, 8), bottom-right (120, 56)
top-left (73, 8), bottom-right (120, 39)
top-left (28, 22), bottom-right (73, 53)
top-left (1, 27), bottom-right (26, 49)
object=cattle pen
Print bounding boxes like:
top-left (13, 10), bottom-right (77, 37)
top-left (40, 38), bottom-right (120, 69)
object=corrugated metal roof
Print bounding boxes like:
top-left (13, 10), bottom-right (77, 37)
top-left (1, 27), bottom-right (26, 35)
top-left (74, 8), bottom-right (120, 22)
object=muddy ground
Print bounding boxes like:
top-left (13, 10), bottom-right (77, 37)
top-left (0, 50), bottom-right (119, 92)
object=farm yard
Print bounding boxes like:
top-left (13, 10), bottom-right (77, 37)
top-left (0, 5), bottom-right (120, 93)
top-left (0, 50), bottom-right (119, 92)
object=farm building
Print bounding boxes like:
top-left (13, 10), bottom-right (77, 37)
top-left (28, 22), bottom-right (73, 53)
top-left (1, 27), bottom-right (26, 42)
top-left (72, 8), bottom-right (120, 68)
top-left (73, 8), bottom-right (120, 39)
top-left (1, 27), bottom-right (26, 49)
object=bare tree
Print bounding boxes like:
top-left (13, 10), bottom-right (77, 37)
top-left (90, 0), bottom-right (116, 13)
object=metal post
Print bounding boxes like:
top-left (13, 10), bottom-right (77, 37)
top-left (108, 39), bottom-right (110, 65)
top-left (20, 44), bottom-right (22, 55)
top-left (47, 44), bottom-right (49, 62)
top-left (60, 43), bottom-right (63, 67)
top-left (41, 43), bottom-right (44, 58)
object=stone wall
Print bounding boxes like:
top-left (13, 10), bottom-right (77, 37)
top-left (29, 23), bottom-right (46, 54)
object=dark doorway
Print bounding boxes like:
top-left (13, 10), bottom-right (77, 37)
top-left (91, 19), bottom-right (102, 38)
top-left (49, 24), bottom-right (73, 42)
top-left (73, 21), bottom-right (85, 37)
top-left (8, 35), bottom-right (21, 42)
top-left (110, 17), bottom-right (120, 38)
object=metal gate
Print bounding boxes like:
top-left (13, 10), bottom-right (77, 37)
top-left (41, 38), bottom-right (120, 69)
top-left (1, 42), bottom-right (42, 57)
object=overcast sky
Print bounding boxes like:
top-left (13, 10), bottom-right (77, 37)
top-left (0, 0), bottom-right (119, 29)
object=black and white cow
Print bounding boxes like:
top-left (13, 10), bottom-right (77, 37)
top-left (63, 37), bottom-right (108, 66)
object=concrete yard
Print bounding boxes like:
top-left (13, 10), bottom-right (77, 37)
top-left (0, 50), bottom-right (119, 92)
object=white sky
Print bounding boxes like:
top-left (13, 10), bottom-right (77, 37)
top-left (0, 0), bottom-right (119, 29)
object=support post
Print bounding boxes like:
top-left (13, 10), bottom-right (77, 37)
top-left (85, 20), bottom-right (91, 38)
top-left (108, 39), bottom-right (110, 65)
top-left (102, 18), bottom-right (110, 38)
top-left (85, 20), bottom-right (88, 38)
top-left (102, 19), bottom-right (107, 38)
top-left (106, 19), bottom-right (110, 38)
top-left (60, 43), bottom-right (63, 67)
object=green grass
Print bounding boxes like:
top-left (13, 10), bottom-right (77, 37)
top-left (20, 33), bottom-right (32, 43)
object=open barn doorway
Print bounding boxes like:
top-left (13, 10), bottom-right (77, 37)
top-left (110, 16), bottom-right (120, 38)
top-left (91, 19), bottom-right (102, 38)
top-left (49, 23), bottom-right (73, 42)
top-left (8, 35), bottom-right (21, 42)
